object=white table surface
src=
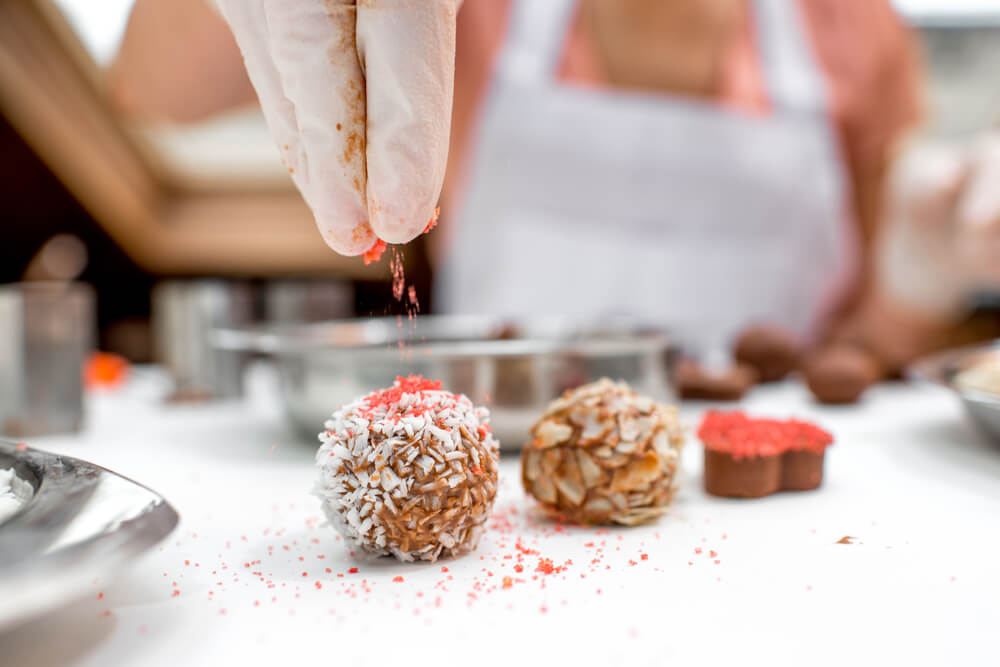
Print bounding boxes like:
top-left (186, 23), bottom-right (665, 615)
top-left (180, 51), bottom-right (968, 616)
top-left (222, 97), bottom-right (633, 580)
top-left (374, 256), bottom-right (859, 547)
top-left (2, 366), bottom-right (998, 667)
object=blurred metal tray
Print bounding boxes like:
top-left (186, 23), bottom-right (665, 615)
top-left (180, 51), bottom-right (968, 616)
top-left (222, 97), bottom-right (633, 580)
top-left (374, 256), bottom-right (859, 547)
top-left (910, 340), bottom-right (1000, 442)
top-left (0, 441), bottom-right (178, 630)
top-left (214, 316), bottom-right (678, 448)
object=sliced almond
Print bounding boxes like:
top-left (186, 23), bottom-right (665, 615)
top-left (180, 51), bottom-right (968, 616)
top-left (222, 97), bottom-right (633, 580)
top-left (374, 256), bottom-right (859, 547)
top-left (618, 415), bottom-right (640, 442)
top-left (583, 496), bottom-right (614, 517)
top-left (613, 506), bottom-right (667, 526)
top-left (541, 449), bottom-right (562, 477)
top-left (554, 456), bottom-right (586, 506)
top-left (576, 449), bottom-right (607, 489)
top-left (608, 492), bottom-right (628, 511)
top-left (616, 440), bottom-right (637, 455)
top-left (532, 475), bottom-right (558, 504)
top-left (523, 449), bottom-right (542, 482)
top-left (534, 419), bottom-right (573, 448)
top-left (610, 451), bottom-right (661, 492)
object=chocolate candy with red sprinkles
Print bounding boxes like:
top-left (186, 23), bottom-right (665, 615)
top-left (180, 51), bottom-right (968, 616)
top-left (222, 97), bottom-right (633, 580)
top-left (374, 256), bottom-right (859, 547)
top-left (698, 411), bottom-right (834, 498)
top-left (521, 379), bottom-right (686, 526)
top-left (314, 376), bottom-right (499, 562)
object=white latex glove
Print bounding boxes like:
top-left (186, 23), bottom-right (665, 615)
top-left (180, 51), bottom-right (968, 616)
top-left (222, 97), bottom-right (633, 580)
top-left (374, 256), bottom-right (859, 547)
top-left (877, 134), bottom-right (1000, 318)
top-left (214, 0), bottom-right (457, 258)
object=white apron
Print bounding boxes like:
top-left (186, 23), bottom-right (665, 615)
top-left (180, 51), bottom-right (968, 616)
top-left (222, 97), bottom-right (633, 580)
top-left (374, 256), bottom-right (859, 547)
top-left (438, 0), bottom-right (856, 351)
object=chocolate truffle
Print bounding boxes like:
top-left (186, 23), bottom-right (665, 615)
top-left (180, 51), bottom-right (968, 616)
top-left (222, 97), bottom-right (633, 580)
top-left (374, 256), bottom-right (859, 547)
top-left (521, 379), bottom-right (685, 526)
top-left (734, 325), bottom-right (802, 382)
top-left (315, 376), bottom-right (499, 562)
top-left (803, 344), bottom-right (881, 404)
top-left (698, 411), bottom-right (834, 498)
top-left (676, 359), bottom-right (759, 401)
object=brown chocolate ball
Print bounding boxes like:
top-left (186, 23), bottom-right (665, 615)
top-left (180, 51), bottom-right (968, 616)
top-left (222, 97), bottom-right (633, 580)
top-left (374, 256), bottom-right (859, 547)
top-left (734, 325), bottom-right (802, 382)
top-left (676, 359), bottom-right (759, 401)
top-left (803, 344), bottom-right (882, 404)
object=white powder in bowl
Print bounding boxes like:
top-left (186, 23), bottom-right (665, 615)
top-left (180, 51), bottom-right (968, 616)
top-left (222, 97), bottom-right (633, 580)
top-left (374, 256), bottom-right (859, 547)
top-left (0, 468), bottom-right (32, 523)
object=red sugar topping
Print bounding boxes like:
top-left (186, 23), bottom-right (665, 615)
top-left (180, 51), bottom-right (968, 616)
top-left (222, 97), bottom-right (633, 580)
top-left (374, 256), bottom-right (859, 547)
top-left (361, 208), bottom-right (441, 265)
top-left (359, 376), bottom-right (448, 419)
top-left (362, 239), bottom-right (387, 265)
top-left (697, 411), bottom-right (833, 460)
top-left (423, 207), bottom-right (441, 234)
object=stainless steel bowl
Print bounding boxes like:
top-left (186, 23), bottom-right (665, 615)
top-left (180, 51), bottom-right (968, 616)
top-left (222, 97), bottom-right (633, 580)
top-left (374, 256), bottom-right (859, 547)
top-left (214, 316), bottom-right (678, 448)
top-left (0, 440), bottom-right (178, 629)
top-left (910, 340), bottom-right (1000, 442)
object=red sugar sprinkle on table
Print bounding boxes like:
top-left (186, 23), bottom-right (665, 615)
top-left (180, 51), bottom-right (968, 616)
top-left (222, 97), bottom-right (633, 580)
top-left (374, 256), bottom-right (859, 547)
top-left (393, 576), bottom-right (404, 583)
top-left (709, 550), bottom-right (717, 558)
top-left (348, 568), bottom-right (358, 574)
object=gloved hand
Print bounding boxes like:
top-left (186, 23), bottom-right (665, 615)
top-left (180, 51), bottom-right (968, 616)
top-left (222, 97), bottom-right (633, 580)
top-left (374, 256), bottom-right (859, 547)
top-left (877, 133), bottom-right (1000, 317)
top-left (214, 0), bottom-right (457, 257)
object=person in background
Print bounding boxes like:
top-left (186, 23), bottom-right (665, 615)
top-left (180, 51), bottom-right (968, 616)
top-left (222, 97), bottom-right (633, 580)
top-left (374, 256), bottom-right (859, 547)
top-left (108, 0), bottom-right (1000, 401)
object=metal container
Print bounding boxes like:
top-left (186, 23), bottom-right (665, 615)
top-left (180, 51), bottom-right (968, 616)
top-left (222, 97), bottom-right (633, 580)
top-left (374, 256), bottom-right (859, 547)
top-left (0, 439), bottom-right (178, 629)
top-left (152, 280), bottom-right (254, 400)
top-left (910, 340), bottom-right (1000, 442)
top-left (214, 316), bottom-right (678, 448)
top-left (263, 279), bottom-right (353, 324)
top-left (0, 282), bottom-right (95, 437)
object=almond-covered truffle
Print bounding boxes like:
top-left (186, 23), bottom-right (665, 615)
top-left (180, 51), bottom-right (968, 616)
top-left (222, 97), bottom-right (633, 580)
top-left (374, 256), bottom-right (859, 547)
top-left (315, 376), bottom-right (500, 562)
top-left (521, 379), bottom-right (685, 526)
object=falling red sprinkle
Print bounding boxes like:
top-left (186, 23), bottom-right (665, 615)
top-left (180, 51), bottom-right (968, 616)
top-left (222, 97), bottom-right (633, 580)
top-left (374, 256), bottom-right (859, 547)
top-left (362, 239), bottom-right (387, 265)
top-left (171, 590), bottom-right (180, 597)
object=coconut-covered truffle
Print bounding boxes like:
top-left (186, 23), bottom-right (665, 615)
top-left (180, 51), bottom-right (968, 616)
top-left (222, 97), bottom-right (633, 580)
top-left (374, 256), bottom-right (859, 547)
top-left (521, 379), bottom-right (685, 526)
top-left (314, 376), bottom-right (500, 562)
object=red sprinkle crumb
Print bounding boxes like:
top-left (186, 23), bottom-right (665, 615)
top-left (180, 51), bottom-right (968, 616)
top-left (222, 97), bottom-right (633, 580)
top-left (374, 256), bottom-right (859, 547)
top-left (348, 568), bottom-right (359, 574)
top-left (393, 576), bottom-right (404, 583)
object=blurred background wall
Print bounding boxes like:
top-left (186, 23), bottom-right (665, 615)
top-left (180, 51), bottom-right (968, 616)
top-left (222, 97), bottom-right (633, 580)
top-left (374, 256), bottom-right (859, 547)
top-left (1, 0), bottom-right (997, 361)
